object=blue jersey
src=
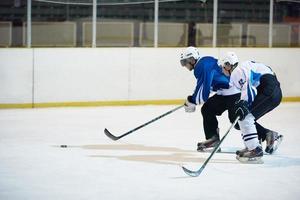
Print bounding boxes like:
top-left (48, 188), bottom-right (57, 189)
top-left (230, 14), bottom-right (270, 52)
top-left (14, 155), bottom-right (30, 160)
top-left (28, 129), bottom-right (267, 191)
top-left (191, 56), bottom-right (230, 104)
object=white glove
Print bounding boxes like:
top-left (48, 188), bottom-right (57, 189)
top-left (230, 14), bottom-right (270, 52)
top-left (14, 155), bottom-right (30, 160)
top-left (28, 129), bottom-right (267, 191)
top-left (184, 99), bottom-right (196, 113)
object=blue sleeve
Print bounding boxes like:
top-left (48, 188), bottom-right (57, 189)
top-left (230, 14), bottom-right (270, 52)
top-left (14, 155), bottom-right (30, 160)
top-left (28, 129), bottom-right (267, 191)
top-left (190, 57), bottom-right (216, 104)
top-left (192, 70), bottom-right (214, 104)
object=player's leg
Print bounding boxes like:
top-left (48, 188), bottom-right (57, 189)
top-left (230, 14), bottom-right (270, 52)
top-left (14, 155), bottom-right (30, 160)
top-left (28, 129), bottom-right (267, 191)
top-left (226, 93), bottom-right (241, 126)
top-left (251, 74), bottom-right (283, 154)
top-left (236, 114), bottom-right (264, 163)
top-left (251, 74), bottom-right (282, 119)
top-left (226, 93), bottom-right (267, 156)
top-left (225, 93), bottom-right (268, 142)
top-left (198, 94), bottom-right (227, 151)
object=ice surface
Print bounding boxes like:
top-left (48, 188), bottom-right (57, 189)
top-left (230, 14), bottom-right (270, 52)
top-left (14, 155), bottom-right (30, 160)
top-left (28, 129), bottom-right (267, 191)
top-left (0, 103), bottom-right (300, 200)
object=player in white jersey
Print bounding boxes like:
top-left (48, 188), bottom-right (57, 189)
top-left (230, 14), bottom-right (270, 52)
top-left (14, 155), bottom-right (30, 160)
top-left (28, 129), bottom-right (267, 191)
top-left (221, 52), bottom-right (283, 163)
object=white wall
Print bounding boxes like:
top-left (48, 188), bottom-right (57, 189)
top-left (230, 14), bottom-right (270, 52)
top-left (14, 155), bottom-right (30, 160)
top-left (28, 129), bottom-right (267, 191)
top-left (0, 48), bottom-right (299, 105)
top-left (0, 49), bottom-right (33, 104)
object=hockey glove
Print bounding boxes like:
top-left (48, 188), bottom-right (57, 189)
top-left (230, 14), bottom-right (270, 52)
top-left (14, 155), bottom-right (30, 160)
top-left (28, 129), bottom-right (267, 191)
top-left (234, 100), bottom-right (249, 121)
top-left (184, 96), bottom-right (196, 113)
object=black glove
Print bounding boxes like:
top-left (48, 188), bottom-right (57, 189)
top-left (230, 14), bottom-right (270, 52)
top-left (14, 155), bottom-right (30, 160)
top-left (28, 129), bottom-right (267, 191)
top-left (234, 100), bottom-right (249, 121)
top-left (234, 123), bottom-right (240, 130)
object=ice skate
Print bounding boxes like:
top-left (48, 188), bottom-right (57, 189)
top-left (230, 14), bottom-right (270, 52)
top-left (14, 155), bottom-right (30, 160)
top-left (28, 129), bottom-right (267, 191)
top-left (197, 135), bottom-right (220, 152)
top-left (265, 131), bottom-right (283, 154)
top-left (235, 147), bottom-right (248, 155)
top-left (236, 146), bottom-right (264, 164)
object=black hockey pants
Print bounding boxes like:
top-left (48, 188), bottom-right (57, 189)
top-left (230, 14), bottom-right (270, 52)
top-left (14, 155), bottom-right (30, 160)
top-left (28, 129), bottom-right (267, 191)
top-left (250, 74), bottom-right (282, 141)
top-left (201, 93), bottom-right (241, 140)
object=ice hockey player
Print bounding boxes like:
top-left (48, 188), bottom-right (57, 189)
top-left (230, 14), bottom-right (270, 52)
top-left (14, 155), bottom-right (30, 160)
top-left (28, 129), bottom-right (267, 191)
top-left (221, 52), bottom-right (283, 163)
top-left (180, 47), bottom-right (238, 151)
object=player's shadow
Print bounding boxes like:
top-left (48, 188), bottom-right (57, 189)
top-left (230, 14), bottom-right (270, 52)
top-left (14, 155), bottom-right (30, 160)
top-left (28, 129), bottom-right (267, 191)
top-left (79, 143), bottom-right (237, 166)
top-left (55, 144), bottom-right (300, 168)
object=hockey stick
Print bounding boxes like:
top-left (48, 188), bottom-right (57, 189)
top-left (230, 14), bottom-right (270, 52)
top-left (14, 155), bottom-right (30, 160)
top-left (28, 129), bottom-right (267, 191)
top-left (181, 81), bottom-right (282, 177)
top-left (182, 117), bottom-right (239, 177)
top-left (104, 104), bottom-right (184, 141)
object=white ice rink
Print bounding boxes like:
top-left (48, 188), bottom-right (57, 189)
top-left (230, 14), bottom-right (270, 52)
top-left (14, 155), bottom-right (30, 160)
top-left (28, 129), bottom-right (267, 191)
top-left (0, 103), bottom-right (300, 200)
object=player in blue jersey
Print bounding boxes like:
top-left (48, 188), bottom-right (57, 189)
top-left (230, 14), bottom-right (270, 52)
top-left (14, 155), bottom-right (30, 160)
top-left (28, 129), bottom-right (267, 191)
top-left (180, 47), bottom-right (242, 151)
top-left (221, 52), bottom-right (283, 163)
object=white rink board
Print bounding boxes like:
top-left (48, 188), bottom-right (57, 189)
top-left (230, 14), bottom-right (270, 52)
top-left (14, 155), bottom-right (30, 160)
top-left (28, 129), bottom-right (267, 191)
top-left (33, 48), bottom-right (130, 102)
top-left (0, 49), bottom-right (33, 103)
top-left (0, 48), bottom-right (299, 104)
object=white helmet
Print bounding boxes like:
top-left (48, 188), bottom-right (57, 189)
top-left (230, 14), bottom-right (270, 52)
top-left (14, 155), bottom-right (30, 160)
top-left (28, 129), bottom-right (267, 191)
top-left (180, 46), bottom-right (201, 66)
top-left (222, 51), bottom-right (239, 66)
top-left (180, 46), bottom-right (201, 60)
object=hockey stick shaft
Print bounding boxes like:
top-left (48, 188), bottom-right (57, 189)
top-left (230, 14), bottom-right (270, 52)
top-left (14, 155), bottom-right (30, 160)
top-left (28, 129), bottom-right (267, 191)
top-left (182, 117), bottom-right (239, 177)
top-left (104, 104), bottom-right (184, 140)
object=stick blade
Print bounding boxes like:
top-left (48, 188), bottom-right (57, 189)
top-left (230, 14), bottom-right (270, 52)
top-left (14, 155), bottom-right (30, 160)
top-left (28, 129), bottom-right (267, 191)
top-left (181, 166), bottom-right (201, 177)
top-left (104, 128), bottom-right (120, 141)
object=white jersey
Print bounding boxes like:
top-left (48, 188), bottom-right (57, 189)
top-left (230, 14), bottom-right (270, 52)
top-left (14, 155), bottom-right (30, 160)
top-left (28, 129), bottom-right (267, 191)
top-left (229, 60), bottom-right (274, 104)
top-left (216, 86), bottom-right (240, 96)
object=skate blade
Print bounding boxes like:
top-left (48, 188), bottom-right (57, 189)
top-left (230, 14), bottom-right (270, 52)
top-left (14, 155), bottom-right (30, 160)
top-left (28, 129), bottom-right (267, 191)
top-left (266, 135), bottom-right (283, 154)
top-left (197, 147), bottom-right (221, 153)
top-left (272, 135), bottom-right (283, 152)
top-left (236, 155), bottom-right (264, 164)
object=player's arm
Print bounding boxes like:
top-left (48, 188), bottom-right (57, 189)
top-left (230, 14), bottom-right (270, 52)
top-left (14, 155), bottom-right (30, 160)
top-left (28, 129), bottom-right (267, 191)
top-left (230, 68), bottom-right (247, 100)
top-left (234, 70), bottom-right (257, 105)
top-left (231, 68), bottom-right (256, 120)
top-left (192, 70), bottom-right (214, 104)
top-left (184, 69), bottom-right (214, 112)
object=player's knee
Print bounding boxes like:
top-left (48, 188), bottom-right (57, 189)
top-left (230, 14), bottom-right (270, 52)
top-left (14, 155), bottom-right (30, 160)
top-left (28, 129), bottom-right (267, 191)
top-left (201, 103), bottom-right (210, 115)
top-left (239, 114), bottom-right (256, 133)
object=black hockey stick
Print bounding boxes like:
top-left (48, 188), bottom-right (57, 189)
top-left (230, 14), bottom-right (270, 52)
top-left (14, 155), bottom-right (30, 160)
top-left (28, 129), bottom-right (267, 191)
top-left (104, 104), bottom-right (184, 141)
top-left (182, 117), bottom-right (239, 177)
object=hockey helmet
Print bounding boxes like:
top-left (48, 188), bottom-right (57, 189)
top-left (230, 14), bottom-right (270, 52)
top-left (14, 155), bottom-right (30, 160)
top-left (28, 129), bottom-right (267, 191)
top-left (222, 51), bottom-right (239, 67)
top-left (221, 51), bottom-right (239, 76)
top-left (180, 46), bottom-right (201, 67)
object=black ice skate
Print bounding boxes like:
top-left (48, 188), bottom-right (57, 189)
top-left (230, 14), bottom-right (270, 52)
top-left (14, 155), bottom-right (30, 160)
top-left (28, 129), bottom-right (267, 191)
top-left (197, 135), bottom-right (220, 152)
top-left (236, 146), bottom-right (264, 164)
top-left (265, 131), bottom-right (283, 154)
